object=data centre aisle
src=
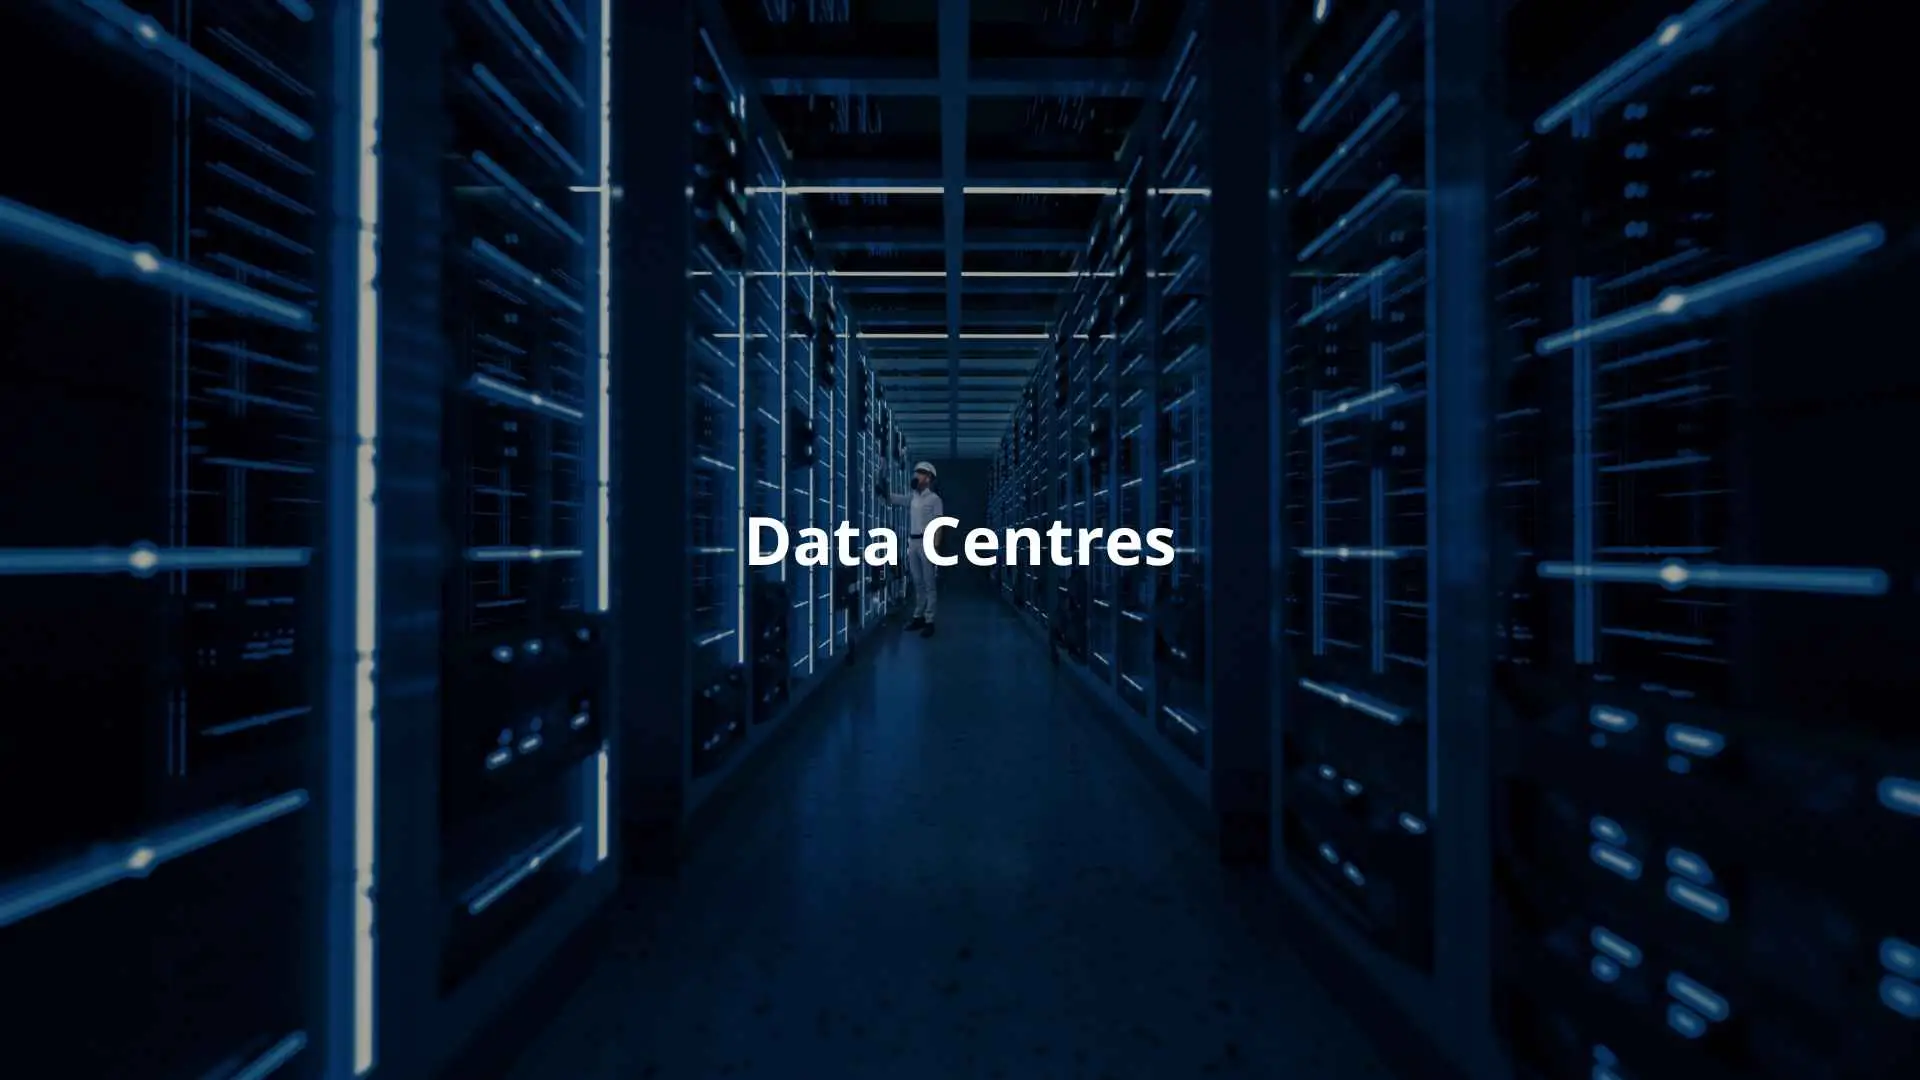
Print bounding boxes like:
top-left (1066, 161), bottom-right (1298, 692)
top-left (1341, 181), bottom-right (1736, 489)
top-left (501, 588), bottom-right (1390, 1080)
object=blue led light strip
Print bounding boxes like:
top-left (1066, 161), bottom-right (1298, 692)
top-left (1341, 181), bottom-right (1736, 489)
top-left (350, 1), bottom-right (382, 1071)
top-left (592, 0), bottom-right (613, 867)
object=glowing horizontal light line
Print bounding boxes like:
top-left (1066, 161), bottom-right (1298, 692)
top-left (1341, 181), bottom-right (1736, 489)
top-left (743, 185), bottom-right (1212, 198)
top-left (0, 791), bottom-right (308, 929)
top-left (1297, 10), bottom-right (1404, 134)
top-left (468, 372), bottom-right (586, 421)
top-left (1535, 0), bottom-right (1751, 134)
top-left (1883, 777), bottom-right (1920, 817)
top-left (470, 151), bottom-right (584, 244)
top-left (1163, 707), bottom-right (1202, 733)
top-left (465, 825), bottom-right (583, 915)
top-left (1300, 384), bottom-right (1402, 425)
top-left (0, 196), bottom-right (313, 329)
top-left (1295, 257), bottom-right (1403, 327)
top-left (822, 270), bottom-right (1113, 278)
top-left (856, 331), bottom-right (1050, 340)
top-left (1591, 927), bottom-right (1643, 967)
top-left (1298, 174), bottom-right (1403, 261)
top-left (81, 0), bottom-right (314, 139)
top-left (1298, 546), bottom-right (1403, 560)
top-left (0, 544), bottom-right (309, 576)
top-left (745, 185), bottom-right (1131, 196)
top-left (467, 546), bottom-right (584, 562)
top-left (1298, 677), bottom-right (1406, 724)
top-left (1298, 92), bottom-right (1403, 197)
top-left (470, 63), bottom-right (583, 176)
top-left (229, 1031), bottom-right (309, 1080)
top-left (1536, 224), bottom-right (1884, 354)
top-left (470, 237), bottom-right (586, 313)
top-left (1537, 558), bottom-right (1889, 596)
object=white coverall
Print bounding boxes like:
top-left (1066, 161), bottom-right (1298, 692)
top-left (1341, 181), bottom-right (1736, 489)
top-left (885, 486), bottom-right (943, 621)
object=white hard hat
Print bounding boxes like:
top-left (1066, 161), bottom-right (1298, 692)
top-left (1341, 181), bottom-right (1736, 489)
top-left (913, 461), bottom-right (937, 478)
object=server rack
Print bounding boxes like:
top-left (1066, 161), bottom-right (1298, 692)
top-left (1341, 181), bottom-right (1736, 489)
top-left (849, 358), bottom-right (905, 630)
top-left (1152, 31), bottom-right (1212, 769)
top-left (873, 382), bottom-right (910, 612)
top-left (985, 18), bottom-right (1213, 791)
top-left (789, 265), bottom-right (847, 679)
top-left (1275, 0), bottom-right (1439, 970)
top-left (436, 0), bottom-right (612, 1001)
top-left (1047, 229), bottom-right (1111, 671)
top-left (675, 16), bottom-right (879, 813)
top-left (744, 137), bottom-right (790, 726)
top-left (0, 2), bottom-right (367, 1076)
top-left (763, 210), bottom-right (859, 691)
top-left (686, 29), bottom-right (751, 778)
top-left (1491, 2), bottom-right (1918, 1077)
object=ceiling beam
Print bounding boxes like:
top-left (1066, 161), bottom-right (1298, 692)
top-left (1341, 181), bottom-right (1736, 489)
top-left (878, 371), bottom-right (1029, 381)
top-left (756, 56), bottom-right (1152, 98)
top-left (817, 226), bottom-right (1083, 251)
top-left (873, 361), bottom-right (1032, 371)
top-left (859, 310), bottom-right (1049, 328)
top-left (834, 277), bottom-right (1069, 293)
top-left (785, 158), bottom-right (1114, 188)
top-left (889, 411), bottom-right (1017, 419)
top-left (882, 386), bottom-right (1024, 396)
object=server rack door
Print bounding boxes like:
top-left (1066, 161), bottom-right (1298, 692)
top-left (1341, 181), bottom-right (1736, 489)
top-left (1276, 0), bottom-right (1440, 971)
top-left (1492, 1), bottom-right (1918, 1077)
top-left (686, 25), bottom-right (752, 777)
top-left (0, 2), bottom-right (356, 1076)
top-left (436, 0), bottom-right (610, 993)
top-left (1111, 155), bottom-right (1159, 718)
top-left (744, 156), bottom-right (791, 723)
top-left (1153, 33), bottom-right (1212, 770)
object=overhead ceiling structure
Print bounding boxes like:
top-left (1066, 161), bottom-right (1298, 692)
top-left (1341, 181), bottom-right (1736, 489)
top-left (722, 0), bottom-right (1182, 457)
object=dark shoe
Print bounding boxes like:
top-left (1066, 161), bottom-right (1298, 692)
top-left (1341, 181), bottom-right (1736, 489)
top-left (905, 617), bottom-right (926, 631)
top-left (920, 622), bottom-right (936, 638)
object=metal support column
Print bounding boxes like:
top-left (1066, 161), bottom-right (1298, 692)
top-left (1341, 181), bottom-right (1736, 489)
top-left (1204, 0), bottom-right (1278, 865)
top-left (1426, 0), bottom-right (1500, 1072)
top-left (611, 0), bottom-right (696, 873)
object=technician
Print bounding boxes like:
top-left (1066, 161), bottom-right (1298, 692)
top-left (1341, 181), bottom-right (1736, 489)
top-left (879, 461), bottom-right (942, 637)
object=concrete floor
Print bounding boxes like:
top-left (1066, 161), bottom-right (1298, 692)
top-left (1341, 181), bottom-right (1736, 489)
top-left (503, 586), bottom-right (1393, 1080)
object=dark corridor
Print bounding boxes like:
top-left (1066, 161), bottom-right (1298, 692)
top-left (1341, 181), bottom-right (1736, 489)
top-left (501, 589), bottom-right (1388, 1080)
top-left (5, 1), bottom-right (1917, 1079)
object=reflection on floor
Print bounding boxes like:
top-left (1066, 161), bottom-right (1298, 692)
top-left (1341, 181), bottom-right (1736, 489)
top-left (504, 586), bottom-right (1392, 1079)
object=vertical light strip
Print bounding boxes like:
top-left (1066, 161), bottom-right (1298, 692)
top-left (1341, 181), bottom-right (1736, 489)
top-left (735, 275), bottom-right (748, 664)
top-left (351, 0), bottom-right (382, 1072)
top-left (824, 302), bottom-right (836, 659)
top-left (593, 0), bottom-right (612, 615)
top-left (735, 93), bottom-right (749, 667)
top-left (778, 196), bottom-right (787, 584)
top-left (590, 0), bottom-right (612, 866)
top-left (594, 743), bottom-right (610, 862)
top-left (806, 271), bottom-right (816, 675)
